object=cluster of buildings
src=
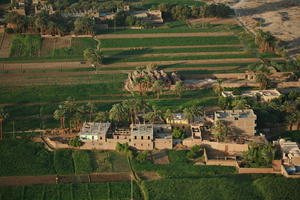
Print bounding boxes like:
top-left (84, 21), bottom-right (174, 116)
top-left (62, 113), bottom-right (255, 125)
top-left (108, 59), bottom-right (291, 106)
top-left (222, 89), bottom-right (281, 102)
top-left (78, 109), bottom-right (258, 151)
top-left (9, 1), bottom-right (163, 25)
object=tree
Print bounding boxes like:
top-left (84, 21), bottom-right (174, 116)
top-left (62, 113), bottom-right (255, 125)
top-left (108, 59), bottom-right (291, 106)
top-left (68, 136), bottom-right (83, 147)
top-left (145, 105), bottom-right (164, 123)
top-left (164, 109), bottom-right (174, 123)
top-left (286, 112), bottom-right (297, 131)
top-left (232, 98), bottom-right (248, 110)
top-left (74, 17), bottom-right (95, 35)
top-left (211, 120), bottom-right (229, 142)
top-left (248, 63), bottom-right (271, 90)
top-left (183, 105), bottom-right (203, 123)
top-left (218, 96), bottom-right (232, 110)
top-left (109, 103), bottom-right (128, 124)
top-left (213, 79), bottom-right (223, 96)
top-left (172, 128), bottom-right (186, 139)
top-left (175, 81), bottom-right (185, 97)
top-left (95, 111), bottom-right (109, 122)
top-left (255, 30), bottom-right (277, 52)
top-left (243, 142), bottom-right (275, 167)
top-left (86, 102), bottom-right (95, 121)
top-left (53, 105), bottom-right (66, 129)
top-left (152, 80), bottom-right (164, 99)
top-left (136, 151), bottom-right (149, 163)
top-left (83, 39), bottom-right (103, 67)
top-left (0, 107), bottom-right (8, 140)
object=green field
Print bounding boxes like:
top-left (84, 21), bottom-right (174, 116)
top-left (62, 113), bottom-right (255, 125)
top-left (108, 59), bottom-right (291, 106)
top-left (0, 182), bottom-right (142, 200)
top-left (9, 34), bottom-right (41, 57)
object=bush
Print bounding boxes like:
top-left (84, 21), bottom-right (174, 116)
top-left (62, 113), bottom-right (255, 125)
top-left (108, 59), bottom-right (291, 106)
top-left (187, 145), bottom-right (203, 159)
top-left (54, 149), bottom-right (74, 174)
top-left (232, 88), bottom-right (242, 95)
top-left (68, 136), bottom-right (83, 147)
top-left (136, 151), bottom-right (149, 163)
top-left (115, 142), bottom-right (130, 152)
top-left (72, 150), bottom-right (93, 174)
top-left (172, 128), bottom-right (186, 139)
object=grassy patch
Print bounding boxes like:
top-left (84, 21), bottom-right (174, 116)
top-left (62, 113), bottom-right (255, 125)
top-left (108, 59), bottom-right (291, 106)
top-left (9, 34), bottom-right (41, 57)
top-left (110, 152), bottom-right (130, 172)
top-left (103, 46), bottom-right (244, 56)
top-left (0, 139), bottom-right (55, 176)
top-left (72, 150), bottom-right (93, 174)
top-left (54, 149), bottom-right (74, 175)
top-left (0, 182), bottom-right (142, 200)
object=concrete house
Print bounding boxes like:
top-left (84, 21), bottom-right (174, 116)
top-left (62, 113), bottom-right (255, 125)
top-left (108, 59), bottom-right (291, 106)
top-left (222, 89), bottom-right (281, 102)
top-left (214, 109), bottom-right (257, 136)
top-left (79, 122), bottom-right (110, 141)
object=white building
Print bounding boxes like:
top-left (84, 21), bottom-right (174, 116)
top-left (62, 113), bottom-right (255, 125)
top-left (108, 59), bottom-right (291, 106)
top-left (79, 122), bottom-right (110, 141)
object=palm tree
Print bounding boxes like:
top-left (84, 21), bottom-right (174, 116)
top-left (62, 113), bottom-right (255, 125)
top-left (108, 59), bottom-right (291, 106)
top-left (152, 80), bottom-right (164, 99)
top-left (53, 105), bottom-right (66, 129)
top-left (164, 109), bottom-right (174, 123)
top-left (83, 41), bottom-right (103, 68)
top-left (248, 63), bottom-right (271, 90)
top-left (286, 112), bottom-right (297, 131)
top-left (109, 103), bottom-right (128, 124)
top-left (255, 30), bottom-right (277, 52)
top-left (95, 111), bottom-right (109, 122)
top-left (86, 102), bottom-right (95, 121)
top-left (183, 105), bottom-right (204, 123)
top-left (0, 107), bottom-right (9, 140)
top-left (211, 120), bottom-right (229, 142)
top-left (183, 107), bottom-right (194, 123)
top-left (232, 98), bottom-right (248, 110)
top-left (145, 106), bottom-right (164, 123)
top-left (175, 81), bottom-right (185, 98)
top-left (213, 79), bottom-right (223, 96)
top-left (63, 97), bottom-right (77, 128)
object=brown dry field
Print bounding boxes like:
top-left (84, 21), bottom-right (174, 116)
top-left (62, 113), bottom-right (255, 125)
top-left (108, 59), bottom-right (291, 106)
top-left (0, 57), bottom-right (276, 71)
top-left (0, 172), bottom-right (160, 187)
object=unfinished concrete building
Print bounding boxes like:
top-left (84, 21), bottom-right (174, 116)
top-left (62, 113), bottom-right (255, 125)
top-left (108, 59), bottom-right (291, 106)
top-left (214, 109), bottom-right (257, 136)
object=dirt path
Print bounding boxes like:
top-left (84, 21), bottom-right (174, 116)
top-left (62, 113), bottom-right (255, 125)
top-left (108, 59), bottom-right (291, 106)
top-left (0, 172), bottom-right (160, 187)
top-left (95, 32), bottom-right (234, 39)
top-left (0, 33), bottom-right (13, 58)
top-left (0, 57), bottom-right (278, 71)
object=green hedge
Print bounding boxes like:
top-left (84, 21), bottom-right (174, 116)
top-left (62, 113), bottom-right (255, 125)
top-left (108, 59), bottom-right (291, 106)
top-left (72, 150), bottom-right (93, 174)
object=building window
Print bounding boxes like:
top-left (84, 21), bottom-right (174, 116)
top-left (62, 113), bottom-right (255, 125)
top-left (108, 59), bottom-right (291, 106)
top-left (141, 136), bottom-right (143, 140)
top-left (100, 137), bottom-right (102, 140)
top-left (141, 144), bottom-right (143, 146)
top-left (134, 136), bottom-right (137, 139)
top-left (148, 136), bottom-right (150, 140)
top-left (117, 136), bottom-right (119, 139)
top-left (234, 117), bottom-right (238, 120)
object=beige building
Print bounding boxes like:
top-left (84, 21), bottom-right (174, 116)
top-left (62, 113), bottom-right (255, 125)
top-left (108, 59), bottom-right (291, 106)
top-left (222, 89), bottom-right (281, 102)
top-left (214, 109), bottom-right (257, 136)
top-left (279, 139), bottom-right (300, 166)
top-left (166, 113), bottom-right (189, 125)
top-left (79, 123), bottom-right (172, 150)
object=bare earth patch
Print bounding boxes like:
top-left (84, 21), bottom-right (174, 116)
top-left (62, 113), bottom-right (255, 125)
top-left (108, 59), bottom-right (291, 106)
top-left (231, 0), bottom-right (300, 57)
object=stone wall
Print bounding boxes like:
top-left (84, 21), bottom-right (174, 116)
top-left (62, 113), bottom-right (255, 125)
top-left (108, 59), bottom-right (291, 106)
top-left (183, 138), bottom-right (249, 153)
top-left (154, 138), bottom-right (173, 150)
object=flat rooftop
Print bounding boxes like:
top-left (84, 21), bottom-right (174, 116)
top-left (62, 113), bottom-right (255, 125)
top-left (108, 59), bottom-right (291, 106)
top-left (80, 122), bottom-right (110, 136)
top-left (215, 109), bottom-right (256, 119)
top-left (131, 124), bottom-right (153, 136)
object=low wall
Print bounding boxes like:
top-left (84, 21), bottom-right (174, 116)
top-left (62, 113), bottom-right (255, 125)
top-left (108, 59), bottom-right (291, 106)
top-left (183, 138), bottom-right (249, 153)
top-left (206, 159), bottom-right (239, 167)
top-left (278, 81), bottom-right (300, 88)
top-left (154, 138), bottom-right (173, 150)
top-left (238, 167), bottom-right (279, 174)
top-left (281, 165), bottom-right (300, 178)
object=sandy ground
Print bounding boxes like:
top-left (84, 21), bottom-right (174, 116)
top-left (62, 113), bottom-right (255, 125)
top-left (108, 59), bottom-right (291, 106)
top-left (230, 0), bottom-right (300, 57)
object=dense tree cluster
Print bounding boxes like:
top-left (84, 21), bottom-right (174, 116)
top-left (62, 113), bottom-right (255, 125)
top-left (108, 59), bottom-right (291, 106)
top-left (5, 11), bottom-right (77, 35)
top-left (111, 11), bottom-right (154, 28)
top-left (158, 3), bottom-right (234, 22)
top-left (243, 143), bottom-right (276, 168)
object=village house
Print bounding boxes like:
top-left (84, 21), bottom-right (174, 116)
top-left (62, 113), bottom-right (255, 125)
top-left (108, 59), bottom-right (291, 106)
top-left (79, 122), bottom-right (110, 141)
top-left (222, 89), bottom-right (281, 102)
top-left (166, 113), bottom-right (189, 125)
top-left (214, 109), bottom-right (257, 136)
top-left (79, 123), bottom-right (172, 150)
top-left (278, 139), bottom-right (300, 172)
